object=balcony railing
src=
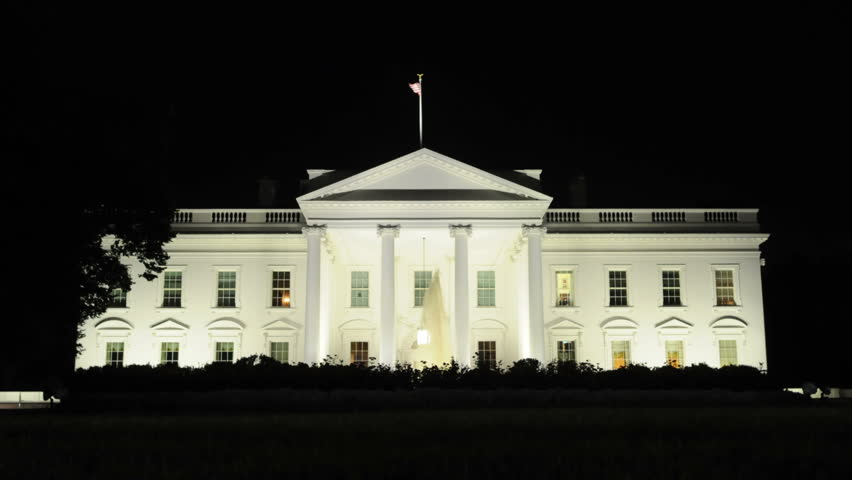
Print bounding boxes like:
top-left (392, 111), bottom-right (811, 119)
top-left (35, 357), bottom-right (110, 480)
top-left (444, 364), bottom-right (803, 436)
top-left (171, 209), bottom-right (303, 227)
top-left (544, 209), bottom-right (758, 230)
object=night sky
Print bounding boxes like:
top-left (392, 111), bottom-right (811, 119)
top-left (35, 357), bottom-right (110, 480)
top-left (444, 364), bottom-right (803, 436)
top-left (6, 6), bottom-right (850, 383)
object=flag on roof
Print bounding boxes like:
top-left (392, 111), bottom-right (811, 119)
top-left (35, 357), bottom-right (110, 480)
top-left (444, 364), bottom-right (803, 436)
top-left (409, 82), bottom-right (421, 96)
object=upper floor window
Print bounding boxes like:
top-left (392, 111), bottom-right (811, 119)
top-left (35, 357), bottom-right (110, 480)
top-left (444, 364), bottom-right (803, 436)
top-left (217, 271), bottom-right (237, 307)
top-left (105, 342), bottom-right (124, 367)
top-left (272, 271), bottom-right (291, 308)
top-left (414, 271), bottom-right (432, 307)
top-left (351, 271), bottom-right (369, 307)
top-left (555, 271), bottom-right (573, 307)
top-left (608, 270), bottom-right (628, 307)
top-left (714, 269), bottom-right (737, 306)
top-left (477, 271), bottom-right (496, 307)
top-left (109, 288), bottom-right (127, 308)
top-left (662, 270), bottom-right (682, 306)
top-left (162, 271), bottom-right (182, 307)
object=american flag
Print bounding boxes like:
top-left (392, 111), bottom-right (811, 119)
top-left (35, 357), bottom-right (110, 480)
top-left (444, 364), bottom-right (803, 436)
top-left (409, 82), bottom-right (421, 96)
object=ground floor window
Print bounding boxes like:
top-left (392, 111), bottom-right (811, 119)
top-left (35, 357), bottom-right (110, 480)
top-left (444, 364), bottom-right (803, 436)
top-left (719, 339), bottom-right (738, 367)
top-left (611, 340), bottom-right (630, 369)
top-left (160, 342), bottom-right (179, 365)
top-left (476, 341), bottom-right (497, 369)
top-left (665, 340), bottom-right (684, 368)
top-left (215, 342), bottom-right (234, 363)
top-left (270, 342), bottom-right (289, 363)
top-left (350, 341), bottom-right (369, 366)
top-left (556, 340), bottom-right (576, 363)
top-left (105, 342), bottom-right (124, 367)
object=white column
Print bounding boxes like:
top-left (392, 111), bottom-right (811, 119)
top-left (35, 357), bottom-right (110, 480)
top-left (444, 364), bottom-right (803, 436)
top-left (378, 225), bottom-right (400, 366)
top-left (450, 225), bottom-right (472, 366)
top-left (303, 225), bottom-right (326, 364)
top-left (523, 225), bottom-right (546, 362)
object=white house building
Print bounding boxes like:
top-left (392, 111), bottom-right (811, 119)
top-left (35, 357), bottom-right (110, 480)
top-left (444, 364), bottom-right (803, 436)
top-left (77, 148), bottom-right (769, 371)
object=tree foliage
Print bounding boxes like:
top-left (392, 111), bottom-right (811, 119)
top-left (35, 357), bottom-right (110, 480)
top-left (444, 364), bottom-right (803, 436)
top-left (78, 204), bottom-right (175, 352)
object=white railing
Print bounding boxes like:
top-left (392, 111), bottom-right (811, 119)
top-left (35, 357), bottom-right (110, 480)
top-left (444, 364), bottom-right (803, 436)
top-left (545, 209), bottom-right (757, 225)
top-left (171, 209), bottom-right (303, 225)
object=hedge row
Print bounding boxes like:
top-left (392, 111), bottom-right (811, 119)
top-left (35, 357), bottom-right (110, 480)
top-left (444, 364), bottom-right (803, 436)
top-left (71, 356), bottom-right (777, 393)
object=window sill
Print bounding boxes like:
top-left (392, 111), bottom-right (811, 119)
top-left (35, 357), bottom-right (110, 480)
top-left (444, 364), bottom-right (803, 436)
top-left (266, 307), bottom-right (297, 314)
top-left (551, 306), bottom-right (581, 314)
top-left (106, 307), bottom-right (130, 313)
top-left (659, 305), bottom-right (688, 311)
top-left (604, 306), bottom-right (634, 313)
top-left (211, 307), bottom-right (241, 314)
top-left (156, 307), bottom-right (186, 312)
top-left (713, 305), bottom-right (743, 313)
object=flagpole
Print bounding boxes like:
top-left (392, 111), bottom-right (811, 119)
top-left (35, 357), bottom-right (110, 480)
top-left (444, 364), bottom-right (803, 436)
top-left (418, 73), bottom-right (423, 148)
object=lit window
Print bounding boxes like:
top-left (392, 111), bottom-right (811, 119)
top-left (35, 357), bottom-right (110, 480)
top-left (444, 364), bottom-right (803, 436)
top-left (350, 341), bottom-right (369, 366)
top-left (414, 271), bottom-right (432, 307)
top-left (719, 339), bottom-right (738, 366)
top-left (476, 341), bottom-right (497, 370)
top-left (612, 340), bottom-right (630, 369)
top-left (608, 271), bottom-right (628, 306)
top-left (215, 342), bottom-right (234, 363)
top-left (351, 271), bottom-right (369, 307)
top-left (270, 342), bottom-right (289, 363)
top-left (272, 271), bottom-right (291, 308)
top-left (105, 342), bottom-right (124, 367)
top-left (555, 271), bottom-right (573, 306)
top-left (109, 288), bottom-right (127, 308)
top-left (715, 270), bottom-right (736, 306)
top-left (217, 271), bottom-right (237, 307)
top-left (160, 342), bottom-right (179, 365)
top-left (662, 270), bottom-right (682, 306)
top-left (557, 340), bottom-right (576, 363)
top-left (477, 271), bottom-right (496, 307)
top-left (162, 271), bottom-right (182, 307)
top-left (665, 340), bottom-right (684, 368)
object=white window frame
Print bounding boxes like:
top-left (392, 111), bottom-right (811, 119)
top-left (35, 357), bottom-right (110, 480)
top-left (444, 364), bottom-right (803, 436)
top-left (339, 319), bottom-right (377, 366)
top-left (604, 265), bottom-right (632, 310)
top-left (151, 319), bottom-right (189, 366)
top-left (212, 266), bottom-right (241, 310)
top-left (208, 319), bottom-right (244, 363)
top-left (655, 317), bottom-right (692, 368)
top-left (609, 339), bottom-right (632, 370)
top-left (474, 267), bottom-right (497, 308)
top-left (470, 319), bottom-right (507, 368)
top-left (159, 341), bottom-right (181, 365)
top-left (546, 318), bottom-right (584, 363)
top-left (601, 318), bottom-right (638, 370)
top-left (549, 265), bottom-right (580, 311)
top-left (711, 264), bottom-right (742, 310)
top-left (664, 339), bottom-right (685, 368)
top-left (410, 266), bottom-right (436, 308)
top-left (711, 317), bottom-right (748, 367)
top-left (347, 267), bottom-right (373, 309)
top-left (267, 265), bottom-right (296, 311)
top-left (156, 266), bottom-right (187, 311)
top-left (105, 341), bottom-right (126, 367)
top-left (657, 265), bottom-right (687, 309)
top-left (95, 318), bottom-right (133, 366)
top-left (263, 319), bottom-right (302, 364)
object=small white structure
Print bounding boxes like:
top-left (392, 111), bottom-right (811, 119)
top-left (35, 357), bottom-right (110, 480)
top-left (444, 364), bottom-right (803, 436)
top-left (77, 148), bottom-right (769, 371)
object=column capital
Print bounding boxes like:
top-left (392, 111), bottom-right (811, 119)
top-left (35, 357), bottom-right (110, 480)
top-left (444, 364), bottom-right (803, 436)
top-left (522, 224), bottom-right (547, 237)
top-left (302, 224), bottom-right (327, 237)
top-left (449, 224), bottom-right (473, 238)
top-left (377, 224), bottom-right (400, 238)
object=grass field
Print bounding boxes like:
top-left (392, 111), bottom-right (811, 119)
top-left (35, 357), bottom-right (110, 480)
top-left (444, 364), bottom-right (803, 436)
top-left (2, 406), bottom-right (851, 479)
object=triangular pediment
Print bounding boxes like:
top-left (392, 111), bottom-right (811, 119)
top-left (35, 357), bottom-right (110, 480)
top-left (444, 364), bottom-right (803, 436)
top-left (298, 149), bottom-right (551, 202)
top-left (655, 318), bottom-right (693, 331)
top-left (151, 319), bottom-right (189, 331)
top-left (546, 318), bottom-right (584, 330)
top-left (263, 319), bottom-right (302, 331)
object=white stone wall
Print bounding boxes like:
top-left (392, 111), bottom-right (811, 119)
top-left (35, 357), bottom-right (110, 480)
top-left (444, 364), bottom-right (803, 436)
top-left (77, 231), bottom-right (767, 371)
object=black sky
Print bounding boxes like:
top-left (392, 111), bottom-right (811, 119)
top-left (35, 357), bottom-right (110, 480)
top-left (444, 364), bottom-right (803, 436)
top-left (5, 6), bottom-right (850, 382)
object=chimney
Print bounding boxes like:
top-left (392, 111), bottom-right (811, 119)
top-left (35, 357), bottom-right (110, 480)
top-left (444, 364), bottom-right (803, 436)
top-left (569, 174), bottom-right (588, 208)
top-left (257, 178), bottom-right (279, 207)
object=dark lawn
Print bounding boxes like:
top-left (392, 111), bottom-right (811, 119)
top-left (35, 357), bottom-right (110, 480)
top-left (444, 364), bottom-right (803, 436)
top-left (2, 406), bottom-right (850, 479)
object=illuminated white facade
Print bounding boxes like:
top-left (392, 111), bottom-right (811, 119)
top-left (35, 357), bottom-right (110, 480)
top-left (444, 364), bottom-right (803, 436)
top-left (77, 149), bottom-right (769, 371)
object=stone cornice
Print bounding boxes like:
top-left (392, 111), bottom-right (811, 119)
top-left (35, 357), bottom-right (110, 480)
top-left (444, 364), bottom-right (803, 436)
top-left (522, 224), bottom-right (547, 237)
